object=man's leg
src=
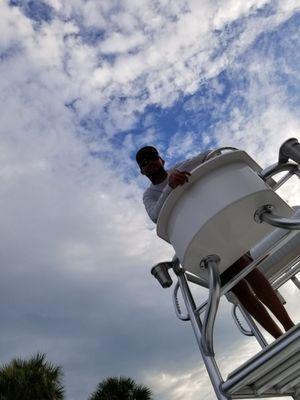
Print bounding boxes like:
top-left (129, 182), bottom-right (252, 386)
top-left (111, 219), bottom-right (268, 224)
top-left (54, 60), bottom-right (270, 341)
top-left (245, 268), bottom-right (295, 332)
top-left (232, 279), bottom-right (283, 339)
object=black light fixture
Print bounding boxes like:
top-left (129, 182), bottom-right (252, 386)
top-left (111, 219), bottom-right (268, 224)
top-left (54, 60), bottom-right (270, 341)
top-left (151, 262), bottom-right (173, 288)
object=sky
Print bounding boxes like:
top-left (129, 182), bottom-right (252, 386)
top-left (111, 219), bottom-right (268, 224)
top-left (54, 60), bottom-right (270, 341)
top-left (0, 1), bottom-right (300, 399)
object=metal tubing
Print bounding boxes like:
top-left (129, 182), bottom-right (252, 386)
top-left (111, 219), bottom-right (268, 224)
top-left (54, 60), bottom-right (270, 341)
top-left (277, 369), bottom-right (300, 392)
top-left (185, 270), bottom-right (209, 288)
top-left (222, 327), bottom-right (300, 393)
top-left (291, 276), bottom-right (300, 290)
top-left (253, 353), bottom-right (300, 391)
top-left (172, 282), bottom-right (189, 321)
top-left (228, 389), bottom-right (296, 398)
top-left (279, 375), bottom-right (300, 393)
top-left (259, 162), bottom-right (299, 182)
top-left (200, 255), bottom-right (222, 357)
top-left (272, 260), bottom-right (300, 289)
top-left (261, 211), bottom-right (300, 229)
top-left (257, 363), bottom-right (300, 395)
top-left (231, 305), bottom-right (253, 337)
top-left (173, 261), bottom-right (230, 400)
top-left (279, 138), bottom-right (300, 164)
top-left (273, 171), bottom-right (295, 190)
top-left (238, 305), bottom-right (268, 348)
top-left (205, 147), bottom-right (238, 162)
top-left (255, 205), bottom-right (300, 229)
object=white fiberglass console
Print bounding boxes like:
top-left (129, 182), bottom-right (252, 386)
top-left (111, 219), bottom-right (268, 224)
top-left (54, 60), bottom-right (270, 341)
top-left (156, 150), bottom-right (293, 280)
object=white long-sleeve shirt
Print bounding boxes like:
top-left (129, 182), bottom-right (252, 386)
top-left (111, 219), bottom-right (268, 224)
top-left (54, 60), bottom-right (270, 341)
top-left (143, 151), bottom-right (213, 223)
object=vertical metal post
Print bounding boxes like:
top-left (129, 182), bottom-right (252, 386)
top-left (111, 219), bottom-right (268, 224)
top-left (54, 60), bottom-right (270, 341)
top-left (291, 275), bottom-right (300, 289)
top-left (173, 259), bottom-right (230, 400)
top-left (200, 255), bottom-right (222, 356)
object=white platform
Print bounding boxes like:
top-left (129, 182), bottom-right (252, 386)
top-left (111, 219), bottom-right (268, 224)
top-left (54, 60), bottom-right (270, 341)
top-left (157, 150), bottom-right (293, 281)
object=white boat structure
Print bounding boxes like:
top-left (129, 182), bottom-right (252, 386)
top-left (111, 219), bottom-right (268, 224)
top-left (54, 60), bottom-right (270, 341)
top-left (151, 138), bottom-right (300, 399)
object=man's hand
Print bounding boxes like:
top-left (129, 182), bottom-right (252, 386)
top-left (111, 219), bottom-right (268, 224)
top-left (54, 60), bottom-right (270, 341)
top-left (168, 169), bottom-right (191, 189)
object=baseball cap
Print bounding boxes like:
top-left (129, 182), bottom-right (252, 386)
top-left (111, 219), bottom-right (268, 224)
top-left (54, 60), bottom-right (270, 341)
top-left (135, 146), bottom-right (159, 167)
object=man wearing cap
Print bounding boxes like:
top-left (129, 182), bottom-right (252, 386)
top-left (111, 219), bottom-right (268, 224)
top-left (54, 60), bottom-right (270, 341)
top-left (136, 146), bottom-right (211, 223)
top-left (136, 145), bottom-right (295, 339)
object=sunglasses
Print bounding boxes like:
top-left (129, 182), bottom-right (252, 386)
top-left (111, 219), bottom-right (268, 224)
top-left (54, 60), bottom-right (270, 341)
top-left (139, 155), bottom-right (159, 168)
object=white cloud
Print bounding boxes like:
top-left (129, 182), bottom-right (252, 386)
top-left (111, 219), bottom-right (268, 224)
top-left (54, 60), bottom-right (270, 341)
top-left (167, 131), bottom-right (199, 159)
top-left (146, 366), bottom-right (214, 400)
top-left (213, 0), bottom-right (270, 29)
top-left (100, 31), bottom-right (146, 54)
top-left (214, 55), bottom-right (300, 167)
top-left (19, 0), bottom-right (296, 128)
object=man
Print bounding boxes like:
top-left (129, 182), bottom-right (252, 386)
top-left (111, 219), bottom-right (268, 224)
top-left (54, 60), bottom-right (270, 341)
top-left (137, 145), bottom-right (211, 223)
top-left (136, 145), bottom-right (295, 339)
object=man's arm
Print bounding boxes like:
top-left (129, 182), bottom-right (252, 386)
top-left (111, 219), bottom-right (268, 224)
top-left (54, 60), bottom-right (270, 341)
top-left (143, 185), bottom-right (173, 223)
top-left (143, 150), bottom-right (217, 223)
top-left (143, 170), bottom-right (191, 223)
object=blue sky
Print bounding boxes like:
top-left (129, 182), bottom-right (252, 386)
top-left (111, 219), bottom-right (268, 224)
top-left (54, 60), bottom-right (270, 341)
top-left (0, 1), bottom-right (300, 400)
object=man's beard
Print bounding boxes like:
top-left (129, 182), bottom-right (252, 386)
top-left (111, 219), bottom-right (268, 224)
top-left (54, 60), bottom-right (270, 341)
top-left (148, 166), bottom-right (168, 184)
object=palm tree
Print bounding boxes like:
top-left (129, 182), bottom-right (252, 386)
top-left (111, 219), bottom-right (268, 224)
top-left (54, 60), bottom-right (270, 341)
top-left (0, 352), bottom-right (64, 400)
top-left (89, 376), bottom-right (153, 400)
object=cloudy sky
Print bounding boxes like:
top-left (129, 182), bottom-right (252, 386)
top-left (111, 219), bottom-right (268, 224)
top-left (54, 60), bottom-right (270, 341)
top-left (1, 1), bottom-right (300, 399)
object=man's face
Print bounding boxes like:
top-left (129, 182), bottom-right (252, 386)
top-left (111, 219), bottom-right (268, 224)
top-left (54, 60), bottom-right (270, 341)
top-left (140, 156), bottom-right (165, 180)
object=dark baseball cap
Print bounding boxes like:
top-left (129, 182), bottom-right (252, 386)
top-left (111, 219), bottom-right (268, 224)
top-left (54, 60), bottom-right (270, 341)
top-left (135, 146), bottom-right (159, 167)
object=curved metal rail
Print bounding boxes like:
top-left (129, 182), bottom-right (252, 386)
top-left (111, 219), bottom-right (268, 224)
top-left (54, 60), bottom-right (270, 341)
top-left (259, 162), bottom-right (300, 190)
top-left (255, 205), bottom-right (300, 230)
top-left (205, 147), bottom-right (238, 161)
top-left (260, 162), bottom-right (300, 180)
top-left (231, 304), bottom-right (269, 348)
top-left (199, 255), bottom-right (221, 356)
top-left (231, 304), bottom-right (253, 337)
top-left (172, 282), bottom-right (190, 321)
